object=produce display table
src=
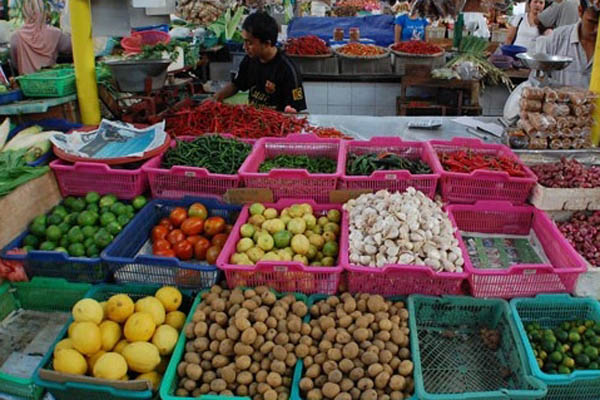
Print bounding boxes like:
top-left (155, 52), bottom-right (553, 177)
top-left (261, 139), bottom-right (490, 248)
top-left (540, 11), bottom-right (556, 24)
top-left (0, 94), bottom-right (79, 123)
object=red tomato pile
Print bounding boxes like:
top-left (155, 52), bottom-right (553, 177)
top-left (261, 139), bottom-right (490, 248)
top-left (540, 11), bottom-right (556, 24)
top-left (150, 203), bottom-right (231, 264)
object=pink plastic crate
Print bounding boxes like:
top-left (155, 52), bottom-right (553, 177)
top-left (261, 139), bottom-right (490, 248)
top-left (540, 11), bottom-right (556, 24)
top-left (217, 200), bottom-right (344, 295)
top-left (50, 159), bottom-right (148, 200)
top-left (446, 201), bottom-right (587, 299)
top-left (340, 209), bottom-right (470, 297)
top-left (238, 134), bottom-right (344, 203)
top-left (143, 135), bottom-right (254, 199)
top-left (430, 138), bottom-right (537, 204)
top-left (339, 137), bottom-right (440, 198)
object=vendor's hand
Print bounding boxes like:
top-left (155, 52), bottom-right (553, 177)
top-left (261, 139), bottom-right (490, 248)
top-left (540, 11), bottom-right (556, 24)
top-left (284, 106), bottom-right (298, 114)
top-left (543, 29), bottom-right (553, 36)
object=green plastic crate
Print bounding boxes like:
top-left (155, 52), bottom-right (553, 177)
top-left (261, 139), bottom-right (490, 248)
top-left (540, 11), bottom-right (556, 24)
top-left (409, 295), bottom-right (547, 400)
top-left (0, 278), bottom-right (91, 400)
top-left (17, 69), bottom-right (77, 98)
top-left (511, 294), bottom-right (600, 400)
top-left (290, 294), bottom-right (416, 400)
top-left (160, 288), bottom-right (308, 400)
top-left (33, 283), bottom-right (194, 400)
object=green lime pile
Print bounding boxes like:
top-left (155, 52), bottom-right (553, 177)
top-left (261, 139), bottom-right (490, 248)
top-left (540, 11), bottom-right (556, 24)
top-left (22, 192), bottom-right (147, 258)
top-left (526, 320), bottom-right (600, 374)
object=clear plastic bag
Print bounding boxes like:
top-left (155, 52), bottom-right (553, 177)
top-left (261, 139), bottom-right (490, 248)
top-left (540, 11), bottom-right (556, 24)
top-left (567, 116), bottom-right (577, 127)
top-left (561, 127), bottom-right (574, 138)
top-left (556, 117), bottom-right (569, 130)
top-left (529, 112), bottom-right (557, 131)
top-left (543, 87), bottom-right (558, 103)
top-left (572, 138), bottom-right (585, 149)
top-left (529, 137), bottom-right (548, 149)
top-left (520, 98), bottom-right (543, 112)
top-left (543, 103), bottom-right (570, 118)
top-left (556, 89), bottom-right (572, 103)
top-left (507, 128), bottom-right (529, 149)
top-left (550, 138), bottom-right (564, 149)
top-left (517, 118), bottom-right (536, 135)
top-left (570, 105), bottom-right (589, 117)
top-left (562, 138), bottom-right (573, 149)
top-left (522, 87), bottom-right (545, 101)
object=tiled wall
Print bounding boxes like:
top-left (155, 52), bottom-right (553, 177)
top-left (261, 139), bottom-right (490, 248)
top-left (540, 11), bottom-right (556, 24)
top-left (304, 82), bottom-right (402, 116)
top-left (304, 81), bottom-right (510, 117)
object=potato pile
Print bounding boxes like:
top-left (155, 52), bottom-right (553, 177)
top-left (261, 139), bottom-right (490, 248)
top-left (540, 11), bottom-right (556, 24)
top-left (175, 286), bottom-right (308, 399)
top-left (299, 294), bottom-right (414, 400)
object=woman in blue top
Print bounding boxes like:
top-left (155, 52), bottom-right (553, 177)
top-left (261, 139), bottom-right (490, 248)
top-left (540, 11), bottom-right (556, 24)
top-left (394, 12), bottom-right (429, 43)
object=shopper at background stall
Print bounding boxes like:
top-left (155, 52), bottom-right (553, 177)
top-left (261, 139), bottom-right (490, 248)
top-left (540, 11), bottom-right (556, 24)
top-left (394, 10), bottom-right (429, 42)
top-left (462, 0), bottom-right (492, 39)
top-left (534, 0), bottom-right (598, 87)
top-left (535, 0), bottom-right (580, 29)
top-left (213, 12), bottom-right (307, 113)
top-left (10, 0), bottom-right (71, 75)
top-left (505, 0), bottom-right (549, 49)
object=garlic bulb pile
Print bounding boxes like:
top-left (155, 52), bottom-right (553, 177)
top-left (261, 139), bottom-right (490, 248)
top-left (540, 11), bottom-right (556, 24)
top-left (343, 188), bottom-right (464, 272)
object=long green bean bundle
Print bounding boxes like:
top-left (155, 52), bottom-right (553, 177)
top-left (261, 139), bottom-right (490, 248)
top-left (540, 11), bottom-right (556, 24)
top-left (346, 152), bottom-right (432, 176)
top-left (258, 155), bottom-right (337, 174)
top-left (162, 135), bottom-right (252, 175)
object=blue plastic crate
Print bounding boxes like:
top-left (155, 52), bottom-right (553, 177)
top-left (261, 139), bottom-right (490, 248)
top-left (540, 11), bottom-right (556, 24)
top-left (2, 230), bottom-right (109, 284)
top-left (102, 197), bottom-right (241, 289)
top-left (33, 283), bottom-right (194, 400)
top-left (0, 89), bottom-right (23, 105)
top-left (6, 119), bottom-right (83, 167)
top-left (511, 294), bottom-right (600, 400)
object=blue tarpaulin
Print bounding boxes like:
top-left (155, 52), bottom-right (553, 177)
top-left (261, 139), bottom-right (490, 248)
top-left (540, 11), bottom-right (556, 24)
top-left (287, 15), bottom-right (396, 47)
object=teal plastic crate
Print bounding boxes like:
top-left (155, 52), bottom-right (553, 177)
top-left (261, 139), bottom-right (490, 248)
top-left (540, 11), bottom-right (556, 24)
top-left (33, 283), bottom-right (194, 400)
top-left (409, 295), bottom-right (547, 400)
top-left (511, 294), bottom-right (600, 400)
top-left (0, 278), bottom-right (91, 400)
top-left (290, 294), bottom-right (416, 400)
top-left (17, 69), bottom-right (77, 98)
top-left (160, 288), bottom-right (307, 400)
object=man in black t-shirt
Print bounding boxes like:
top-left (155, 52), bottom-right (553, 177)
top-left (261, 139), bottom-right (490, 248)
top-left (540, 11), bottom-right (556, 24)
top-left (213, 12), bottom-right (307, 112)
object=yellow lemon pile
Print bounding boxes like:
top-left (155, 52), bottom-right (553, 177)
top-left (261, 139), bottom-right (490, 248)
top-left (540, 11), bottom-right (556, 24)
top-left (52, 286), bottom-right (184, 391)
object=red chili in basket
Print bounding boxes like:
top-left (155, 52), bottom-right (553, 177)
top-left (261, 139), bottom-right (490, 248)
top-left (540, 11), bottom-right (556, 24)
top-left (391, 41), bottom-right (442, 55)
top-left (285, 35), bottom-right (330, 56)
top-left (439, 150), bottom-right (527, 177)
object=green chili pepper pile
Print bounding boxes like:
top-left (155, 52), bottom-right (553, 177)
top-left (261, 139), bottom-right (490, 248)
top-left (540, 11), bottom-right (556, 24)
top-left (161, 135), bottom-right (252, 175)
top-left (346, 152), bottom-right (432, 176)
top-left (258, 155), bottom-right (337, 174)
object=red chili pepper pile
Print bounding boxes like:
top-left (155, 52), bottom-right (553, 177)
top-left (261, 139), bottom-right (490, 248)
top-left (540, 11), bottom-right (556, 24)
top-left (391, 41), bottom-right (443, 55)
top-left (307, 127), bottom-right (353, 140)
top-left (166, 102), bottom-right (310, 138)
top-left (439, 150), bottom-right (527, 177)
top-left (286, 35), bottom-right (330, 56)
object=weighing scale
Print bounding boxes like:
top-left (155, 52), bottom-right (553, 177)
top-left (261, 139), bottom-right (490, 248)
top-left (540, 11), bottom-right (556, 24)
top-left (516, 53), bottom-right (574, 87)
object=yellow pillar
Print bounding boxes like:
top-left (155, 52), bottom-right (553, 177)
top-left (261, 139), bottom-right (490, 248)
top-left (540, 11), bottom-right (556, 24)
top-left (590, 22), bottom-right (600, 146)
top-left (69, 0), bottom-right (101, 124)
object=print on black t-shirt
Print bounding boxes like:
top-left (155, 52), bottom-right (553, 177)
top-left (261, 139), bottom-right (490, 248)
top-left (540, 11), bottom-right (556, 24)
top-left (233, 50), bottom-right (307, 112)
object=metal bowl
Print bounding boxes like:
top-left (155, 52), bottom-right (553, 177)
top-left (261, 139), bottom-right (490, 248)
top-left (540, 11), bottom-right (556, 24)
top-left (516, 53), bottom-right (573, 71)
top-left (106, 59), bottom-right (171, 93)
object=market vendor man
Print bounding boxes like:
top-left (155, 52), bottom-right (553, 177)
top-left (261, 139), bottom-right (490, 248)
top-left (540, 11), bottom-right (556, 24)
top-left (534, 0), bottom-right (598, 87)
top-left (213, 12), bottom-right (307, 113)
top-left (504, 0), bottom-right (598, 120)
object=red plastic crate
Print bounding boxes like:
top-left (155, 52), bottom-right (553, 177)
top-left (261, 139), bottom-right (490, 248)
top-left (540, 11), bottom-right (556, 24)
top-left (238, 134), bottom-right (344, 203)
top-left (340, 206), bottom-right (469, 297)
top-left (50, 159), bottom-right (148, 200)
top-left (446, 201), bottom-right (587, 299)
top-left (430, 138), bottom-right (537, 204)
top-left (217, 200), bottom-right (344, 295)
top-left (339, 137), bottom-right (440, 198)
top-left (143, 135), bottom-right (254, 199)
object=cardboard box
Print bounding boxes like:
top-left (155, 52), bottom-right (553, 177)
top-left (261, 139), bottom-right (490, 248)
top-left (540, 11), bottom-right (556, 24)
top-left (0, 171), bottom-right (62, 249)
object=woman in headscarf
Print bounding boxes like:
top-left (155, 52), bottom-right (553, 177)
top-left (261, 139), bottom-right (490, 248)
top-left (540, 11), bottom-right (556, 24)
top-left (10, 0), bottom-right (71, 75)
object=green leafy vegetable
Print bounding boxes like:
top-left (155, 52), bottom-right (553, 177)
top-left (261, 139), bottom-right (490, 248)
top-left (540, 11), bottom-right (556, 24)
top-left (0, 149), bottom-right (49, 197)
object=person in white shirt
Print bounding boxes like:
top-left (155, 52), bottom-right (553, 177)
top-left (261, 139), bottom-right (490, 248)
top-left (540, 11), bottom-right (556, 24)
top-left (506, 0), bottom-right (549, 50)
top-left (535, 0), bottom-right (580, 29)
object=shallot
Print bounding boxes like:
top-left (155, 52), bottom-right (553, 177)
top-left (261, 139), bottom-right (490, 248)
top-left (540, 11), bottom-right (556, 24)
top-left (558, 212), bottom-right (600, 267)
top-left (531, 158), bottom-right (600, 188)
